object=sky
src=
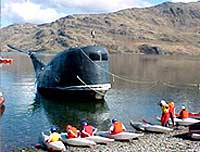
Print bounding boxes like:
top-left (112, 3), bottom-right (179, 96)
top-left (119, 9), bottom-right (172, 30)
top-left (1, 0), bottom-right (199, 28)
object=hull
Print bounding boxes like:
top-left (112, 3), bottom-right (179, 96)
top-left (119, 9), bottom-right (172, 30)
top-left (96, 131), bottom-right (143, 141)
top-left (157, 116), bottom-right (200, 126)
top-left (85, 135), bottom-right (114, 144)
top-left (38, 84), bottom-right (111, 100)
top-left (130, 121), bottom-right (173, 133)
top-left (41, 132), bottom-right (66, 151)
top-left (60, 133), bottom-right (96, 147)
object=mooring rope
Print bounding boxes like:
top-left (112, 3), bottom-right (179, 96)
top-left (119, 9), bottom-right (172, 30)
top-left (79, 48), bottom-right (158, 85)
top-left (79, 47), bottom-right (200, 91)
top-left (76, 75), bottom-right (105, 96)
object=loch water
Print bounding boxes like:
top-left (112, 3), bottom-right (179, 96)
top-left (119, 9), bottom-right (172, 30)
top-left (0, 53), bottom-right (200, 151)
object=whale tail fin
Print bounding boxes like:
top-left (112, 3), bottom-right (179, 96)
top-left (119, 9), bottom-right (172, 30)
top-left (7, 44), bottom-right (46, 77)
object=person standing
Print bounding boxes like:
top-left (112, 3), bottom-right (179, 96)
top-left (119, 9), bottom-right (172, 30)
top-left (0, 92), bottom-right (5, 106)
top-left (160, 100), bottom-right (170, 127)
top-left (168, 100), bottom-right (175, 126)
top-left (110, 118), bottom-right (126, 135)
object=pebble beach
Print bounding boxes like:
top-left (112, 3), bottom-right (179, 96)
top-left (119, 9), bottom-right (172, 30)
top-left (11, 126), bottom-right (200, 152)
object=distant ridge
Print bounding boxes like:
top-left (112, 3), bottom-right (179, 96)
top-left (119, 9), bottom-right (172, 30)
top-left (1, 2), bottom-right (200, 55)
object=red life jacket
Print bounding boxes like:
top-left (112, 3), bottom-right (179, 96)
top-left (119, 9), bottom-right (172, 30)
top-left (81, 125), bottom-right (93, 137)
top-left (112, 121), bottom-right (124, 134)
top-left (180, 109), bottom-right (189, 118)
top-left (67, 127), bottom-right (78, 138)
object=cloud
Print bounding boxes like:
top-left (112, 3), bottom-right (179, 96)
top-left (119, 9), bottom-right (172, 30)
top-left (34, 0), bottom-right (152, 13)
top-left (2, 0), bottom-right (66, 25)
top-left (171, 0), bottom-right (198, 2)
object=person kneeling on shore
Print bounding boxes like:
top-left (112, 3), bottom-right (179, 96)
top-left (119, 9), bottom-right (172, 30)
top-left (66, 125), bottom-right (79, 138)
top-left (110, 118), bottom-right (126, 135)
top-left (179, 106), bottom-right (189, 119)
top-left (81, 121), bottom-right (97, 137)
top-left (47, 126), bottom-right (61, 143)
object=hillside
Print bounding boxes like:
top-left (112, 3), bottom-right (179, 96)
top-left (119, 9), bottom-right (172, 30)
top-left (1, 2), bottom-right (200, 55)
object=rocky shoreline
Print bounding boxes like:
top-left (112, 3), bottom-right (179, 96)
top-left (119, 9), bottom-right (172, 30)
top-left (11, 126), bottom-right (200, 152)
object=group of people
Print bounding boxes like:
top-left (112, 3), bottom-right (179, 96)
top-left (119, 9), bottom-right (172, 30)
top-left (47, 118), bottom-right (126, 143)
top-left (159, 99), bottom-right (189, 127)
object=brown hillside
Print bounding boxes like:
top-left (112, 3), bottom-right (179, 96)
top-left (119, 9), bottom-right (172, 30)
top-left (1, 2), bottom-right (200, 55)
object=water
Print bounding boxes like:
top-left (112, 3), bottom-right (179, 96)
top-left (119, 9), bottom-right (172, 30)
top-left (0, 53), bottom-right (200, 151)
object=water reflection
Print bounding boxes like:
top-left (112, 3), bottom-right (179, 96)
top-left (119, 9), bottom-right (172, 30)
top-left (35, 94), bottom-right (111, 131)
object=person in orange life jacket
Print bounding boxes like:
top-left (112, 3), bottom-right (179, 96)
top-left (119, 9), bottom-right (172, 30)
top-left (179, 106), bottom-right (189, 119)
top-left (160, 100), bottom-right (170, 127)
top-left (168, 100), bottom-right (175, 126)
top-left (66, 125), bottom-right (79, 138)
top-left (47, 126), bottom-right (61, 143)
top-left (109, 118), bottom-right (126, 135)
top-left (81, 121), bottom-right (97, 138)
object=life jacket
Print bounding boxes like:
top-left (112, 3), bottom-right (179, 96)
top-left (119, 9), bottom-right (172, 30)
top-left (81, 125), bottom-right (93, 137)
top-left (67, 127), bottom-right (78, 138)
top-left (49, 132), bottom-right (60, 142)
top-left (180, 109), bottom-right (189, 118)
top-left (111, 121), bottom-right (124, 134)
top-left (168, 102), bottom-right (175, 116)
top-left (162, 104), bottom-right (169, 113)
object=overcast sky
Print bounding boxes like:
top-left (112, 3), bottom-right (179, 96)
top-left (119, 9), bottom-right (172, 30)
top-left (1, 0), bottom-right (199, 27)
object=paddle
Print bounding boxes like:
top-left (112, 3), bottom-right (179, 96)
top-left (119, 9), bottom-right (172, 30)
top-left (142, 119), bottom-right (153, 125)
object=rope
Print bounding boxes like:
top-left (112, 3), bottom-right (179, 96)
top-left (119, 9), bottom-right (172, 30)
top-left (76, 75), bottom-right (105, 96)
top-left (78, 47), bottom-right (199, 91)
top-left (79, 48), bottom-right (157, 85)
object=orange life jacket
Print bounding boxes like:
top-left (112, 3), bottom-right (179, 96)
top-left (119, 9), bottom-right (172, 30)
top-left (180, 109), bottom-right (189, 118)
top-left (168, 102), bottom-right (175, 116)
top-left (81, 125), bottom-right (93, 137)
top-left (112, 121), bottom-right (124, 134)
top-left (67, 127), bottom-right (78, 138)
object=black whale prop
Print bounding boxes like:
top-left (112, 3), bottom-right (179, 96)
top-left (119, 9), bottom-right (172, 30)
top-left (8, 44), bottom-right (111, 100)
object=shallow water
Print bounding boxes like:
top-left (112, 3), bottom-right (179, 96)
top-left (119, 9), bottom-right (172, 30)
top-left (0, 53), bottom-right (200, 151)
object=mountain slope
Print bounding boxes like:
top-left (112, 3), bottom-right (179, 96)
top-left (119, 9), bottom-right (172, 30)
top-left (1, 2), bottom-right (200, 55)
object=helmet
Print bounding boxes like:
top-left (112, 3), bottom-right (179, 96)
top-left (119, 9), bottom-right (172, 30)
top-left (160, 100), bottom-right (166, 105)
top-left (66, 125), bottom-right (72, 130)
top-left (112, 118), bottom-right (117, 123)
top-left (82, 121), bottom-right (88, 126)
top-left (182, 105), bottom-right (186, 109)
top-left (50, 126), bottom-right (57, 132)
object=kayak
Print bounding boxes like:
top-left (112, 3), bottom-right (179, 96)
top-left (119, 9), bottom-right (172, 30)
top-left (156, 116), bottom-right (200, 126)
top-left (41, 132), bottom-right (66, 151)
top-left (130, 120), bottom-right (173, 133)
top-left (189, 122), bottom-right (200, 134)
top-left (96, 131), bottom-right (143, 141)
top-left (0, 58), bottom-right (14, 64)
top-left (85, 135), bottom-right (114, 144)
top-left (191, 133), bottom-right (200, 140)
top-left (60, 133), bottom-right (96, 147)
top-left (175, 113), bottom-right (200, 119)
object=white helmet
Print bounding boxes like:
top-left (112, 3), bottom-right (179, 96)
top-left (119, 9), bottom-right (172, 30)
top-left (0, 92), bottom-right (2, 97)
top-left (182, 105), bottom-right (186, 109)
top-left (160, 100), bottom-right (166, 105)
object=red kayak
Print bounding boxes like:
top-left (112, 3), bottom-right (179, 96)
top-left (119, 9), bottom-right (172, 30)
top-left (0, 58), bottom-right (14, 64)
top-left (175, 113), bottom-right (200, 119)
